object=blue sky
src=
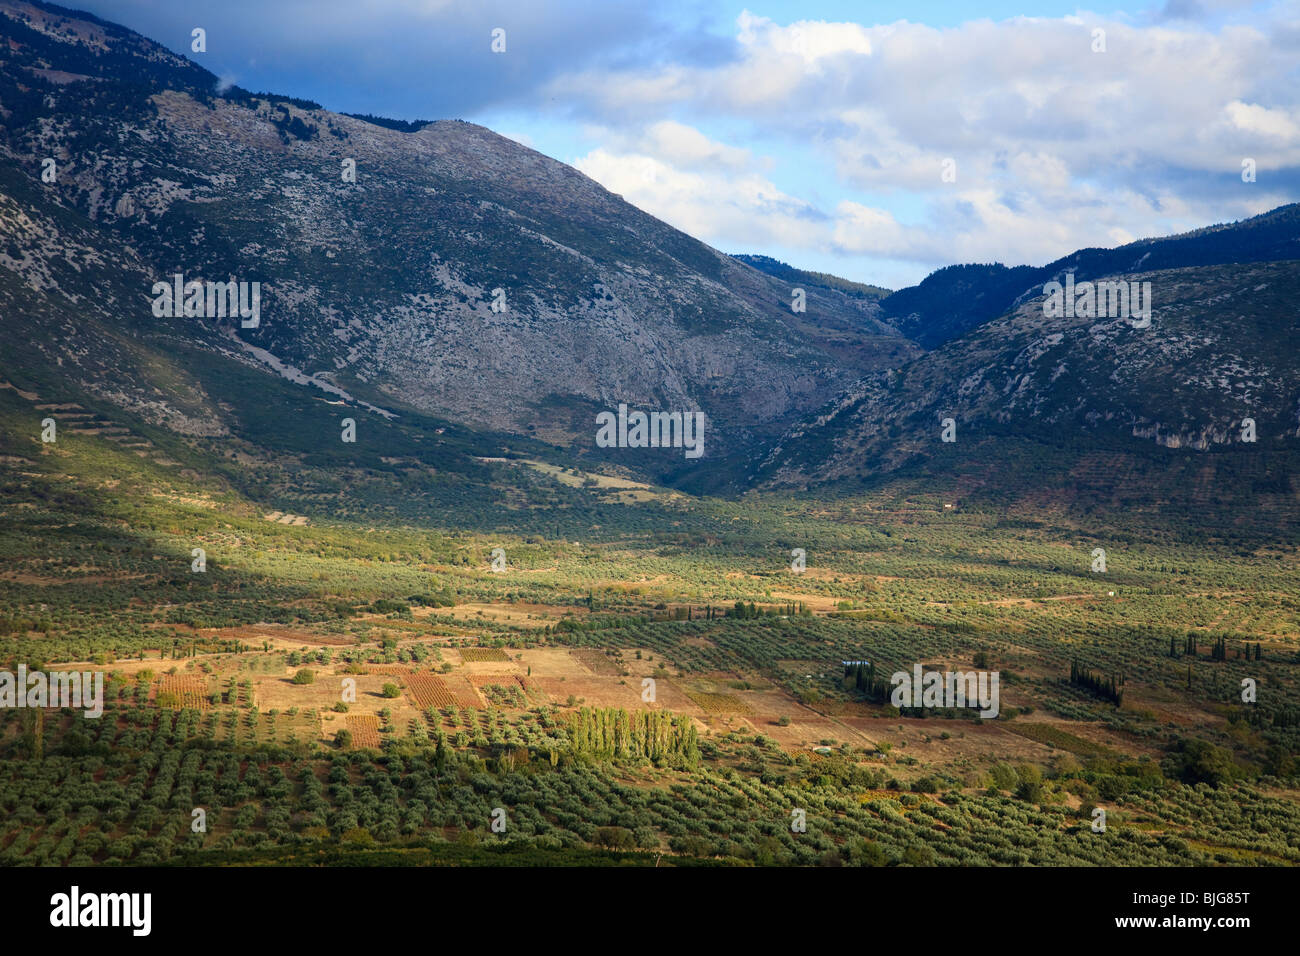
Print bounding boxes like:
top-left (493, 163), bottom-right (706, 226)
top-left (77, 0), bottom-right (1300, 288)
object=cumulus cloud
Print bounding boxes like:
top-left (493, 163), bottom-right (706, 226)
top-left (553, 6), bottom-right (1300, 279)
top-left (78, 0), bottom-right (1300, 283)
top-left (630, 120), bottom-right (754, 171)
top-left (574, 131), bottom-right (826, 250)
top-left (1225, 100), bottom-right (1300, 140)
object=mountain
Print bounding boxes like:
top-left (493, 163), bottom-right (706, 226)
top-left (2, 0), bottom-right (1297, 513)
top-left (877, 204), bottom-right (1300, 348)
top-left (0, 0), bottom-right (916, 482)
top-left (730, 253), bottom-right (892, 301)
top-left (879, 263), bottom-right (1040, 349)
top-left (755, 252), bottom-right (1300, 518)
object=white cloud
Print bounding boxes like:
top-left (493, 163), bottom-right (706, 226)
top-left (548, 6), bottom-right (1300, 278)
top-left (831, 202), bottom-right (912, 257)
top-left (1224, 100), bottom-right (1300, 140)
top-left (739, 10), bottom-right (873, 66)
top-left (638, 121), bottom-right (754, 171)
top-left (573, 129), bottom-right (824, 250)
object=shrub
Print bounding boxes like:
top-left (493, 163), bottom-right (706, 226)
top-left (989, 763), bottom-right (1018, 790)
top-left (594, 826), bottom-right (636, 850)
top-left (340, 827), bottom-right (374, 846)
top-left (1165, 738), bottom-right (1239, 788)
top-left (901, 844), bottom-right (935, 866)
top-left (1015, 780), bottom-right (1044, 803)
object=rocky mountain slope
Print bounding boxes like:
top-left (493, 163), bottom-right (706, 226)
top-left (0, 0), bottom-right (914, 474)
top-left (755, 253), bottom-right (1300, 496)
top-left (876, 204), bottom-right (1300, 349)
top-left (2, 0), bottom-right (1296, 506)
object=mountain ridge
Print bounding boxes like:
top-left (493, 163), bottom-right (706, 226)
top-left (876, 203), bottom-right (1300, 348)
top-left (0, 0), bottom-right (914, 479)
top-left (1, 0), bottom-right (1297, 509)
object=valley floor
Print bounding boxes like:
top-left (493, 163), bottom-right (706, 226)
top-left (1, 386), bottom-right (1297, 866)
